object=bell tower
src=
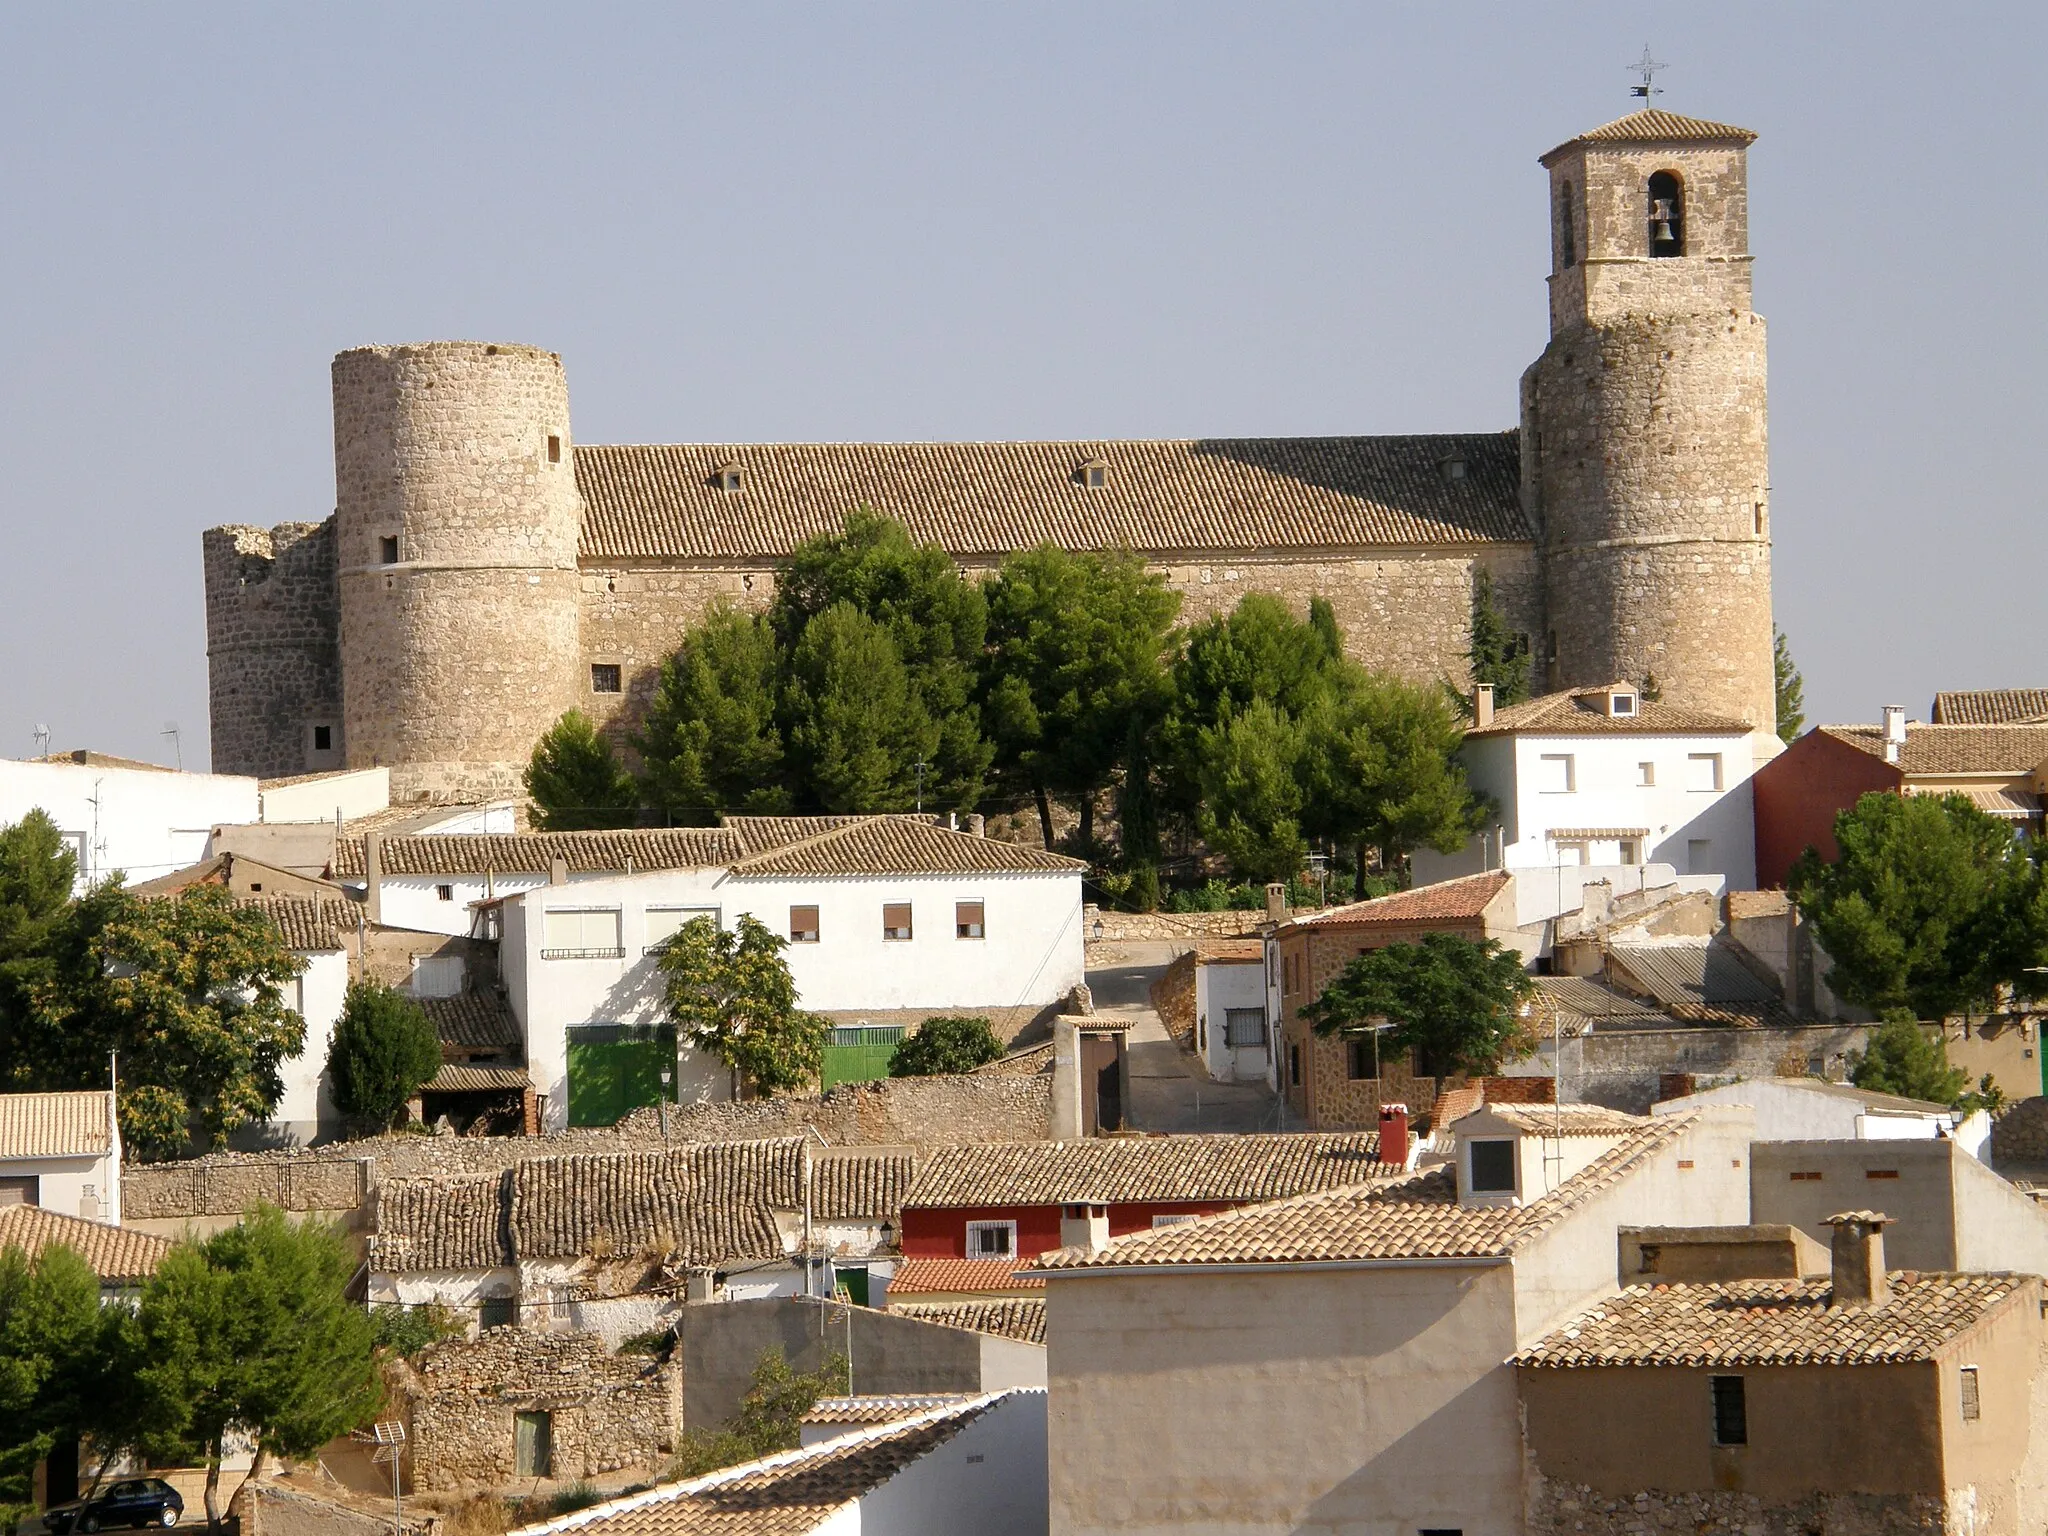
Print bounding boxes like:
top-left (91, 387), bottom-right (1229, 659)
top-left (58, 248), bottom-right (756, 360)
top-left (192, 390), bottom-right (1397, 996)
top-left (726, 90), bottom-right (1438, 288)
top-left (1522, 108), bottom-right (1774, 736)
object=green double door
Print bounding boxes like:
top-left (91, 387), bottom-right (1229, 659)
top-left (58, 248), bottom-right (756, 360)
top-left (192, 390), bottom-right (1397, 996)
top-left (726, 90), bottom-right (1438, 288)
top-left (566, 1025), bottom-right (678, 1127)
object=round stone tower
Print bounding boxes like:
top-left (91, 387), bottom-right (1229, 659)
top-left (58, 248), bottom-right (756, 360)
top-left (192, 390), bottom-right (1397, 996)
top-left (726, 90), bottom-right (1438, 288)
top-left (333, 341), bottom-right (583, 801)
top-left (1523, 110), bottom-right (1774, 736)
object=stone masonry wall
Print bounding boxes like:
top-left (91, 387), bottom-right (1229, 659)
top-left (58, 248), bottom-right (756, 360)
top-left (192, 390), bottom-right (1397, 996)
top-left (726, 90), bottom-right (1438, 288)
top-left (1526, 1478), bottom-right (1948, 1536)
top-left (399, 1328), bottom-right (680, 1490)
top-left (577, 547), bottom-right (1545, 754)
top-left (615, 1072), bottom-right (1050, 1146)
top-left (203, 520), bottom-right (341, 779)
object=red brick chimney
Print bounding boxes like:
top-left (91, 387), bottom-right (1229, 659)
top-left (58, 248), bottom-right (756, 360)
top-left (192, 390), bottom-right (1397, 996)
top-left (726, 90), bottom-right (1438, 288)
top-left (1378, 1102), bottom-right (1411, 1169)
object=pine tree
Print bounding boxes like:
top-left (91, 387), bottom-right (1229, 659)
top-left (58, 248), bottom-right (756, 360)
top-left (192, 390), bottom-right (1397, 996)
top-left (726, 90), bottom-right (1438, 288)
top-left (524, 711), bottom-right (639, 831)
top-left (637, 606), bottom-right (791, 823)
top-left (325, 982), bottom-right (442, 1132)
top-left (1774, 627), bottom-right (1807, 743)
top-left (1465, 567), bottom-right (1530, 707)
top-left (783, 604), bottom-right (940, 812)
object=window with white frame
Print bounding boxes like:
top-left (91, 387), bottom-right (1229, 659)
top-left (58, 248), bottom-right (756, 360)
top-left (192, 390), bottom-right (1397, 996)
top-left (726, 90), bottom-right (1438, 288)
top-left (1224, 1008), bottom-right (1267, 1048)
top-left (1467, 1139), bottom-right (1517, 1194)
top-left (955, 900), bottom-right (985, 939)
top-left (540, 907), bottom-right (624, 959)
top-left (645, 906), bottom-right (718, 953)
top-left (882, 903), bottom-right (913, 941)
top-left (790, 905), bottom-right (820, 943)
top-left (1686, 752), bottom-right (1724, 792)
top-left (1536, 753), bottom-right (1576, 793)
top-left (965, 1220), bottom-right (1017, 1259)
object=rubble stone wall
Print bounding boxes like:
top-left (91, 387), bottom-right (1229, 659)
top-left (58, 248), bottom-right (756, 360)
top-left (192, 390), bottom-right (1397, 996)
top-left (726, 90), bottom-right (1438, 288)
top-left (1992, 1096), bottom-right (2048, 1165)
top-left (1525, 1478), bottom-right (1948, 1536)
top-left (203, 520), bottom-right (341, 779)
top-left (620, 1072), bottom-right (1051, 1146)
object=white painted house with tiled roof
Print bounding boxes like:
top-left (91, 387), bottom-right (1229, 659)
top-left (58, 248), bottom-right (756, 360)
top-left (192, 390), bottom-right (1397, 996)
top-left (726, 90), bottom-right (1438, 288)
top-left (487, 817), bottom-right (1086, 1128)
top-left (1412, 682), bottom-right (1767, 892)
top-left (0, 1089), bottom-right (121, 1223)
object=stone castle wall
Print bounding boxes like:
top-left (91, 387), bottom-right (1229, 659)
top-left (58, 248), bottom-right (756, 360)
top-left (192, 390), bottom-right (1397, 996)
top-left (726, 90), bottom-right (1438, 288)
top-left (1525, 1479), bottom-right (1949, 1536)
top-left (203, 520), bottom-right (341, 779)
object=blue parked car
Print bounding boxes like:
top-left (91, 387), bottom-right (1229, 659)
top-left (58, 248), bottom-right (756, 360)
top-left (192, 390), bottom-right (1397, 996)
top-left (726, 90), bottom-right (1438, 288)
top-left (44, 1479), bottom-right (184, 1532)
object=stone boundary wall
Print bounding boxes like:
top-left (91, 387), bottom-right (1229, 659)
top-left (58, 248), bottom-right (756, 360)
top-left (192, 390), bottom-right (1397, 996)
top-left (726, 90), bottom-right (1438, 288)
top-left (1992, 1096), bottom-right (2048, 1165)
top-left (1085, 906), bottom-right (1268, 943)
top-left (1149, 953), bottom-right (1199, 1051)
top-left (124, 1157), bottom-right (371, 1222)
top-left (615, 1073), bottom-right (1051, 1147)
top-left (1520, 1024), bottom-right (1873, 1115)
top-left (1526, 1478), bottom-right (1943, 1536)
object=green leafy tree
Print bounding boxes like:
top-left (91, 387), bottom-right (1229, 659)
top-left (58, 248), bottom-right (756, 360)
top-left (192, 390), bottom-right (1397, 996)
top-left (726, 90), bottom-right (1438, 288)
top-left (1304, 932), bottom-right (1537, 1088)
top-left (1464, 566), bottom-right (1531, 708)
top-left (136, 1208), bottom-right (382, 1524)
top-left (325, 981), bottom-right (442, 1132)
top-left (771, 509), bottom-right (992, 810)
top-left (669, 1345), bottom-right (849, 1478)
top-left (982, 545), bottom-right (1180, 848)
top-left (1850, 1015), bottom-right (1969, 1108)
top-left (1790, 792), bottom-right (2046, 1023)
top-left (524, 711), bottom-right (639, 832)
top-left (0, 812), bottom-right (77, 1041)
top-left (889, 1015), bottom-right (1004, 1077)
top-left (637, 606), bottom-right (792, 823)
top-left (658, 914), bottom-right (826, 1096)
top-left (367, 1302), bottom-right (463, 1361)
top-left (783, 603), bottom-right (941, 813)
top-left (1196, 699), bottom-right (1310, 885)
top-left (1774, 627), bottom-right (1807, 743)
top-left (25, 885), bottom-right (305, 1159)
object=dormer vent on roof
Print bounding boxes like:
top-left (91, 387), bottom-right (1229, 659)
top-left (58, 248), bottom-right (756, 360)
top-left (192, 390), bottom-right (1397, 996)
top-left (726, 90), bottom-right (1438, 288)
top-left (1075, 458), bottom-right (1108, 489)
top-left (711, 463), bottom-right (745, 492)
top-left (1604, 685), bottom-right (1638, 718)
top-left (1438, 455), bottom-right (1469, 483)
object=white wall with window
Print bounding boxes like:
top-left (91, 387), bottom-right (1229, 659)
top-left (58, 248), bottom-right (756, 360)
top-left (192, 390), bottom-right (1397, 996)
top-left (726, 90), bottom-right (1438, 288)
top-left (0, 758), bottom-right (259, 894)
top-left (503, 865), bottom-right (1086, 1131)
top-left (1194, 954), bottom-right (1270, 1084)
top-left (1412, 723), bottom-right (1762, 892)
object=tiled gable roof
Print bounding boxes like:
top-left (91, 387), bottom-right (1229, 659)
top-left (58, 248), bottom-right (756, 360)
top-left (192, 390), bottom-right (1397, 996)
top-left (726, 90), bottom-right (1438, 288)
top-left (1532, 976), bottom-right (1667, 1036)
top-left (373, 1173), bottom-right (512, 1271)
top-left (334, 828), bottom-right (742, 879)
top-left (1515, 1272), bottom-right (2029, 1368)
top-left (1931, 689), bottom-right (2048, 726)
top-left (1035, 1112), bottom-right (1686, 1271)
top-left (905, 1132), bottom-right (1393, 1208)
top-left (1474, 1103), bottom-right (1647, 1137)
top-left (727, 816), bottom-right (1086, 876)
top-left (572, 435), bottom-right (1530, 565)
top-left (887, 1257), bottom-right (1044, 1295)
top-left (803, 1394), bottom-right (974, 1426)
top-left (810, 1152), bottom-right (916, 1221)
top-left (509, 1395), bottom-right (1005, 1536)
top-left (1469, 687), bottom-right (1751, 738)
top-left (1545, 109), bottom-right (1757, 160)
top-left (423, 1064), bottom-right (531, 1093)
top-left (1818, 724), bottom-right (2048, 778)
top-left (243, 895), bottom-right (358, 952)
top-left (1606, 941), bottom-right (1782, 1016)
top-left (888, 1299), bottom-right (1046, 1345)
top-left (418, 992), bottom-right (522, 1050)
top-left (512, 1141), bottom-right (803, 1265)
top-left (0, 1091), bottom-right (113, 1159)
top-left (0, 1205), bottom-right (172, 1285)
top-left (1280, 872), bottom-right (1507, 933)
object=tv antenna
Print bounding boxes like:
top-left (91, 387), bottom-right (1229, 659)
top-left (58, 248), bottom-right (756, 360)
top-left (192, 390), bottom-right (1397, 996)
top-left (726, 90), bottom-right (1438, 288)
top-left (161, 721), bottom-right (182, 771)
top-left (351, 1420), bottom-right (407, 1535)
top-left (32, 724), bottom-right (50, 758)
top-left (1629, 46), bottom-right (1667, 105)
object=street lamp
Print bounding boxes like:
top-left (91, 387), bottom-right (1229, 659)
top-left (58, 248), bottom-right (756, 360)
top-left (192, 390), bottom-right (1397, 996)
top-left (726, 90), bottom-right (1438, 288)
top-left (659, 1063), bottom-right (673, 1138)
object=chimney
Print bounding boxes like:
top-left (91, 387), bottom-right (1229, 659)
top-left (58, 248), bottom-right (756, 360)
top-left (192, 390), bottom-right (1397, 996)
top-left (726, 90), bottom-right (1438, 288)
top-left (548, 856), bottom-right (568, 887)
top-left (1824, 1210), bottom-right (1891, 1307)
top-left (1882, 705), bottom-right (1906, 765)
top-left (1060, 1201), bottom-right (1110, 1255)
top-left (1265, 882), bottom-right (1287, 923)
top-left (1473, 683), bottom-right (1495, 729)
top-left (1378, 1102), bottom-right (1411, 1169)
top-left (966, 813), bottom-right (986, 838)
top-left (364, 831), bottom-right (385, 925)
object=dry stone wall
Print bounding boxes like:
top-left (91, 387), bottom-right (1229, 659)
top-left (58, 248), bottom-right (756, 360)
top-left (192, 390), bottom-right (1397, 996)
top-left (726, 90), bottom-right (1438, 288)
top-left (203, 520), bottom-right (341, 779)
top-left (617, 1073), bottom-right (1050, 1146)
top-left (1526, 1478), bottom-right (1948, 1536)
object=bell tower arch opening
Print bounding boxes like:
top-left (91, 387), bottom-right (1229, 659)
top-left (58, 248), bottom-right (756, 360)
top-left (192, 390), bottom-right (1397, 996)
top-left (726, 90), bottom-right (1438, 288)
top-left (1647, 169), bottom-right (1685, 256)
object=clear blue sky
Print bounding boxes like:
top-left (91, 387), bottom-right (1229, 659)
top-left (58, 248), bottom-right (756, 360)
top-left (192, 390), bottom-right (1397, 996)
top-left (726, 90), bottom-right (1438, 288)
top-left (2, 4), bottom-right (2040, 767)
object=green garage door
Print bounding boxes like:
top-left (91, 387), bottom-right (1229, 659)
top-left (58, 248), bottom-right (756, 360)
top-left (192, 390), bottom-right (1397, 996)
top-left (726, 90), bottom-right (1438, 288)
top-left (821, 1026), bottom-right (906, 1088)
top-left (566, 1024), bottom-right (678, 1127)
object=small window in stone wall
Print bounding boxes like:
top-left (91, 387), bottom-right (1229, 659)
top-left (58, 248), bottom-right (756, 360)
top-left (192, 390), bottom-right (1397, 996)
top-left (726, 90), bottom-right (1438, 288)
top-left (480, 1295), bottom-right (518, 1331)
top-left (379, 536), bottom-right (399, 565)
top-left (1346, 1037), bottom-right (1374, 1081)
top-left (312, 724), bottom-right (334, 753)
top-left (547, 434), bottom-right (562, 464)
top-left (1961, 1366), bottom-right (1981, 1421)
top-left (591, 663), bottom-right (622, 694)
top-left (1710, 1374), bottom-right (1747, 1445)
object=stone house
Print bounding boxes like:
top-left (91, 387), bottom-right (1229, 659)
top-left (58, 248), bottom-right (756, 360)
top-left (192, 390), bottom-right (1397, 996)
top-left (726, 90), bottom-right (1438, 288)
top-left (390, 1327), bottom-right (681, 1490)
top-left (1751, 711), bottom-right (2048, 888)
top-left (1411, 681), bottom-right (1768, 890)
top-left (1148, 939), bottom-right (1269, 1084)
top-left (1516, 1214), bottom-right (2048, 1536)
top-left (502, 1391), bottom-right (1046, 1536)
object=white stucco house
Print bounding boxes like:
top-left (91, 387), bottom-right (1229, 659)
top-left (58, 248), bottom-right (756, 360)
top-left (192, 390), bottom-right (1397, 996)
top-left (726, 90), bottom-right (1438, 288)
top-left (0, 1090), bottom-right (122, 1223)
top-left (1187, 940), bottom-right (1270, 1084)
top-left (1411, 682), bottom-right (1769, 893)
top-left (488, 818), bottom-right (1087, 1129)
top-left (0, 752), bottom-right (259, 892)
top-left (1653, 1076), bottom-right (1993, 1162)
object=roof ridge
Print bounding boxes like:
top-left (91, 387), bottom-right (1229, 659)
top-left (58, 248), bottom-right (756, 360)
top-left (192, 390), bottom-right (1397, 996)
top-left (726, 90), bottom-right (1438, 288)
top-left (728, 815), bottom-right (911, 871)
top-left (578, 430), bottom-right (1519, 453)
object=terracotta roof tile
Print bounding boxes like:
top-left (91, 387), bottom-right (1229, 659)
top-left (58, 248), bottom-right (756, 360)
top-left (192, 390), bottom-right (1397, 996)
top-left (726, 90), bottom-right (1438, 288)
top-left (1931, 689), bottom-right (2048, 726)
top-left (887, 1257), bottom-right (1044, 1295)
top-left (810, 1152), bottom-right (917, 1221)
top-left (1279, 872), bottom-right (1508, 932)
top-left (1818, 723), bottom-right (2048, 777)
top-left (1545, 109), bottom-right (1757, 160)
top-left (1035, 1112), bottom-right (1687, 1270)
top-left (1191, 939), bottom-right (1266, 963)
top-left (0, 1091), bottom-right (113, 1159)
top-left (887, 1299), bottom-right (1046, 1345)
top-left (418, 993), bottom-right (523, 1050)
top-left (422, 1064), bottom-right (531, 1093)
top-left (373, 1173), bottom-right (512, 1271)
top-left (727, 817), bottom-right (1086, 876)
top-left (905, 1132), bottom-right (1394, 1208)
top-left (802, 1394), bottom-right (975, 1426)
top-left (572, 435), bottom-right (1530, 564)
top-left (243, 895), bottom-right (358, 952)
top-left (1470, 686), bottom-right (1751, 738)
top-left (335, 829), bottom-right (741, 879)
top-left (1515, 1272), bottom-right (2030, 1368)
top-left (0, 1205), bottom-right (173, 1285)
top-left (509, 1395), bottom-right (1007, 1536)
top-left (1475, 1103), bottom-right (1648, 1136)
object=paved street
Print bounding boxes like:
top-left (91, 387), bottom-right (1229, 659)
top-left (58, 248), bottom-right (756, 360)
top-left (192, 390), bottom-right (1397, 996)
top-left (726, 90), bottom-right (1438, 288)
top-left (1085, 941), bottom-right (1282, 1135)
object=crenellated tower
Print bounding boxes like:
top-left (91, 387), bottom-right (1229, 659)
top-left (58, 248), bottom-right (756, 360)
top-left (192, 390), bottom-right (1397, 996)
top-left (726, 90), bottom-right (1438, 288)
top-left (1521, 109), bottom-right (1774, 735)
top-left (332, 342), bottom-right (584, 801)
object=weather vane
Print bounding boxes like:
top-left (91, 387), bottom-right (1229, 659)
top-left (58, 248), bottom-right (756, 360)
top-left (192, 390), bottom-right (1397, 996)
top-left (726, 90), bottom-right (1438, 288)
top-left (1630, 46), bottom-right (1667, 105)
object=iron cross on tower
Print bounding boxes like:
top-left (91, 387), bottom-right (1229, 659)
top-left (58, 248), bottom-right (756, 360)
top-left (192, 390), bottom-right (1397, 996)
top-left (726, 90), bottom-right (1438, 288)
top-left (1630, 46), bottom-right (1667, 104)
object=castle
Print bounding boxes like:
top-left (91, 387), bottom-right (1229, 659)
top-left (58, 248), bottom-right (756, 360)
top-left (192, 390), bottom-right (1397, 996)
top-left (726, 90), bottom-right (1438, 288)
top-left (204, 107), bottom-right (1773, 802)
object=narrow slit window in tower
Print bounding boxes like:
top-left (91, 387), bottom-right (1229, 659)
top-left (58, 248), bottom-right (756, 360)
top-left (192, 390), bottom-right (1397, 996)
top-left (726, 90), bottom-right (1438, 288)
top-left (547, 434), bottom-right (562, 463)
top-left (379, 535), bottom-right (399, 565)
top-left (1648, 171), bottom-right (1684, 257)
top-left (1556, 180), bottom-right (1576, 268)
